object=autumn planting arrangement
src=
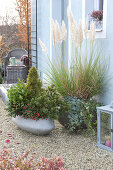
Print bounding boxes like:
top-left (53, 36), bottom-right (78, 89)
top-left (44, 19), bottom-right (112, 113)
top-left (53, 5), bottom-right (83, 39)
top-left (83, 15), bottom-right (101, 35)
top-left (39, 7), bottom-right (109, 134)
top-left (7, 67), bottom-right (69, 135)
top-left (0, 147), bottom-right (65, 170)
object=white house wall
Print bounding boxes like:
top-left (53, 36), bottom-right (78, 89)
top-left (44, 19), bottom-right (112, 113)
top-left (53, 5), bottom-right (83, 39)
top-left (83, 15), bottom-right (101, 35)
top-left (31, 0), bottom-right (113, 104)
top-left (98, 0), bottom-right (113, 104)
top-left (71, 0), bottom-right (113, 104)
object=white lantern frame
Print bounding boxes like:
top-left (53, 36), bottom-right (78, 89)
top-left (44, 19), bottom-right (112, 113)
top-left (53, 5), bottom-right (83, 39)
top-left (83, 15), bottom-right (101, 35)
top-left (97, 105), bottom-right (113, 152)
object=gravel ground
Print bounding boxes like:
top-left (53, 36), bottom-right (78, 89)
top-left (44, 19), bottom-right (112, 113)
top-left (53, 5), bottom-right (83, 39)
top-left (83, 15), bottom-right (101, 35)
top-left (0, 97), bottom-right (113, 170)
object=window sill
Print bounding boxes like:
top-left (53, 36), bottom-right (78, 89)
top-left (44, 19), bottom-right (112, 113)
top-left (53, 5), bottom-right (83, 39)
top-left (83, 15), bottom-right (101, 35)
top-left (95, 29), bottom-right (103, 32)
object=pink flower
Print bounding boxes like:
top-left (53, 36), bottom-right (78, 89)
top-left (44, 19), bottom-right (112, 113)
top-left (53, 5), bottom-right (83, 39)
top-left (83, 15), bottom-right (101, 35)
top-left (58, 156), bottom-right (62, 161)
top-left (14, 168), bottom-right (20, 170)
top-left (42, 157), bottom-right (48, 163)
top-left (24, 106), bottom-right (27, 110)
top-left (37, 114), bottom-right (40, 117)
top-left (60, 168), bottom-right (65, 170)
top-left (6, 140), bottom-right (10, 144)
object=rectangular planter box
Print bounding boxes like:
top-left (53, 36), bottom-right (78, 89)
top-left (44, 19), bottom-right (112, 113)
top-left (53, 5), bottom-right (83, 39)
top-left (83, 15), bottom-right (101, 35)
top-left (7, 65), bottom-right (27, 84)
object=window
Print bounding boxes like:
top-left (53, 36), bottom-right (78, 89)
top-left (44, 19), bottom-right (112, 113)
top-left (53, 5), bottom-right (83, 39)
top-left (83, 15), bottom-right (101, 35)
top-left (82, 0), bottom-right (107, 38)
top-left (99, 0), bottom-right (103, 10)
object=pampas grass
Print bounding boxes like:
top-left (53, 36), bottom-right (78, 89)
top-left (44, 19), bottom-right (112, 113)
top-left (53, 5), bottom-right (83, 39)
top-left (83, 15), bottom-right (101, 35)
top-left (39, 7), bottom-right (109, 100)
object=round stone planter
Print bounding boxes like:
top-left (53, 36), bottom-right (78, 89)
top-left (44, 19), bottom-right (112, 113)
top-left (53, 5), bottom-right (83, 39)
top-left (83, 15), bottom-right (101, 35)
top-left (12, 116), bottom-right (55, 135)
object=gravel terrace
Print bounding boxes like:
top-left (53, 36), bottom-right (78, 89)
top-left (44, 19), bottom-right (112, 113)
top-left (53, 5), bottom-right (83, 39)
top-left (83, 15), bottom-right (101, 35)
top-left (0, 97), bottom-right (113, 170)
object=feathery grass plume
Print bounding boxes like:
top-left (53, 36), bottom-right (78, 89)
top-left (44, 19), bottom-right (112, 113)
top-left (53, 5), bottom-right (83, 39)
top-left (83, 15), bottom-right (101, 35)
top-left (61, 20), bottom-right (67, 41)
top-left (50, 18), bottom-right (56, 46)
top-left (39, 38), bottom-right (48, 55)
top-left (71, 20), bottom-right (78, 44)
top-left (89, 21), bottom-right (95, 43)
top-left (67, 6), bottom-right (74, 27)
top-left (77, 21), bottom-right (83, 46)
top-left (84, 17), bottom-right (89, 39)
top-left (55, 21), bottom-right (62, 44)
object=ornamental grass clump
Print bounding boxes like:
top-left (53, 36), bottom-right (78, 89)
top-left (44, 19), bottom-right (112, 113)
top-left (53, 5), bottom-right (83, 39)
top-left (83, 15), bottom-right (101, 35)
top-left (39, 7), bottom-right (109, 100)
top-left (39, 7), bottom-right (108, 133)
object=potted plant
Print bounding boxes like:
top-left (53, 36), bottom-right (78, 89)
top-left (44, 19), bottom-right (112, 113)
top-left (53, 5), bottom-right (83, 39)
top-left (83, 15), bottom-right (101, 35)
top-left (7, 67), bottom-right (69, 135)
top-left (90, 10), bottom-right (103, 29)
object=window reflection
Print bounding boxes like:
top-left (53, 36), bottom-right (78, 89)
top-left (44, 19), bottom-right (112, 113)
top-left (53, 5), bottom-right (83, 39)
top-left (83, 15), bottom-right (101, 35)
top-left (99, 0), bottom-right (103, 10)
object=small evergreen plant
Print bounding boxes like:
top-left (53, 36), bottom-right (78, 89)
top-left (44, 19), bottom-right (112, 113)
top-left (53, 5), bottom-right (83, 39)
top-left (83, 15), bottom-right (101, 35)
top-left (26, 67), bottom-right (42, 99)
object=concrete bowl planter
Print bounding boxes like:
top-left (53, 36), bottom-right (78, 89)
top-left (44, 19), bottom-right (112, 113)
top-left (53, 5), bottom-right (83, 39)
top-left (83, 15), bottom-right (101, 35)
top-left (12, 116), bottom-right (55, 135)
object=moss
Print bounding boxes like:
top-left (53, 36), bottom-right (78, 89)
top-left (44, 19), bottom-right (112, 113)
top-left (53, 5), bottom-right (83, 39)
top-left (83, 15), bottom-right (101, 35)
top-left (26, 67), bottom-right (42, 99)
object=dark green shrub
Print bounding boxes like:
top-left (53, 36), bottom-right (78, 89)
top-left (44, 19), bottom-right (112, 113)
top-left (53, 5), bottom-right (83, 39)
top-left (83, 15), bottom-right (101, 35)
top-left (0, 74), bottom-right (2, 84)
top-left (7, 80), bottom-right (28, 117)
top-left (0, 65), bottom-right (2, 73)
top-left (59, 96), bottom-right (86, 132)
top-left (81, 99), bottom-right (102, 134)
top-left (0, 64), bottom-right (3, 84)
top-left (23, 85), bottom-right (69, 120)
top-left (26, 67), bottom-right (42, 99)
top-left (8, 84), bottom-right (69, 120)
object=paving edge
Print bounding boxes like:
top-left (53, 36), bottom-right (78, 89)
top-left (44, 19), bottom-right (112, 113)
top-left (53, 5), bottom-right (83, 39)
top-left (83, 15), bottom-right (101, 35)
top-left (0, 86), bottom-right (9, 105)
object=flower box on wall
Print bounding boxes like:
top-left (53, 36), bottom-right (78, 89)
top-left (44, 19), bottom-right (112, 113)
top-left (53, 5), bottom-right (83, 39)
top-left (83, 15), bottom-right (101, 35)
top-left (90, 17), bottom-right (103, 31)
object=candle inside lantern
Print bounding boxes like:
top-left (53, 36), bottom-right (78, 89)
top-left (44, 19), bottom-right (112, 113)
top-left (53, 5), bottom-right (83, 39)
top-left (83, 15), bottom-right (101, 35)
top-left (105, 136), bottom-right (111, 147)
top-left (106, 140), bottom-right (111, 147)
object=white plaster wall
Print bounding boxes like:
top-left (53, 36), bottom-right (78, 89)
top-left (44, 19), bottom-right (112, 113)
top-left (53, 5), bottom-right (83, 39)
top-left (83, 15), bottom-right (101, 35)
top-left (71, 0), bottom-right (113, 104)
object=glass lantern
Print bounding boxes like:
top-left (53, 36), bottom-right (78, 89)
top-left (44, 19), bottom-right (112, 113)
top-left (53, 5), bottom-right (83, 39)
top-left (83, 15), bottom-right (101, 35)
top-left (97, 105), bottom-right (113, 152)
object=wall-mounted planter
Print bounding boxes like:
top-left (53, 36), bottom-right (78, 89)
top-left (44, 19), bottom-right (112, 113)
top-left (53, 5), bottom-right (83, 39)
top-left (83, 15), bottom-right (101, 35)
top-left (12, 116), bottom-right (55, 135)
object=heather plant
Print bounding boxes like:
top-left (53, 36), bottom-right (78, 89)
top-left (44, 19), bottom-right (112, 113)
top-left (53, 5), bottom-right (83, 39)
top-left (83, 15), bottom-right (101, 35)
top-left (39, 7), bottom-right (108, 100)
top-left (91, 10), bottom-right (103, 21)
top-left (0, 147), bottom-right (65, 170)
top-left (26, 67), bottom-right (42, 99)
